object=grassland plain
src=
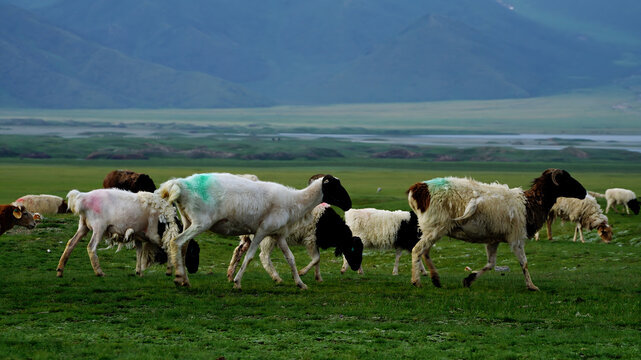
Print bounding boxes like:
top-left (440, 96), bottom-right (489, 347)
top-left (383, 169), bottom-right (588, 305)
top-left (1, 162), bottom-right (640, 359)
top-left (2, 87), bottom-right (640, 134)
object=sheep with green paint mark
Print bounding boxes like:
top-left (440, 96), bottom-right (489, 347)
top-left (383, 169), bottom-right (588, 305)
top-left (157, 172), bottom-right (352, 289)
top-left (407, 169), bottom-right (587, 291)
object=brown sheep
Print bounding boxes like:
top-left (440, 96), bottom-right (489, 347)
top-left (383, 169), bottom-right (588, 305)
top-left (0, 204), bottom-right (37, 236)
top-left (103, 170), bottom-right (157, 193)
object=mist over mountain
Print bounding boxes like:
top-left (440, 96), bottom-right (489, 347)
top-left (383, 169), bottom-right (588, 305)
top-left (1, 0), bottom-right (639, 108)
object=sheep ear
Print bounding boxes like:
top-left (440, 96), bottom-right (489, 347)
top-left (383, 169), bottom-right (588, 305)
top-left (13, 208), bottom-right (22, 219)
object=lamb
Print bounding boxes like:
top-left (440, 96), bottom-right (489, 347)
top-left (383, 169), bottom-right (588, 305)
top-left (56, 189), bottom-right (188, 278)
top-left (407, 168), bottom-right (586, 291)
top-left (227, 203), bottom-right (363, 283)
top-left (103, 170), bottom-right (157, 193)
top-left (12, 194), bottom-right (69, 215)
top-left (343, 208), bottom-right (427, 276)
top-left (157, 172), bottom-right (352, 289)
top-left (605, 188), bottom-right (640, 215)
top-left (0, 204), bottom-right (37, 236)
top-left (535, 195), bottom-right (612, 243)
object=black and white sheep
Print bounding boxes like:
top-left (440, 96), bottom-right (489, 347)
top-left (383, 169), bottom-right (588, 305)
top-left (535, 195), bottom-right (612, 243)
top-left (157, 173), bottom-right (352, 289)
top-left (56, 189), bottom-right (187, 277)
top-left (605, 188), bottom-right (640, 215)
top-left (227, 203), bottom-right (363, 283)
top-left (407, 169), bottom-right (586, 291)
top-left (343, 208), bottom-right (426, 275)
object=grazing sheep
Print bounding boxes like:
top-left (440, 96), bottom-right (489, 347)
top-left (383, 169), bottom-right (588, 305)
top-left (605, 188), bottom-right (640, 215)
top-left (0, 204), bottom-right (37, 236)
top-left (56, 189), bottom-right (188, 277)
top-left (535, 195), bottom-right (612, 243)
top-left (343, 208), bottom-right (427, 275)
top-left (407, 169), bottom-right (586, 291)
top-left (13, 194), bottom-right (69, 215)
top-left (228, 203), bottom-right (363, 283)
top-left (157, 173), bottom-right (352, 289)
top-left (103, 170), bottom-right (157, 193)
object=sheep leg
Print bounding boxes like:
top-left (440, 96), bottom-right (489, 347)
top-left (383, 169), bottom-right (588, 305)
top-left (463, 242), bottom-right (499, 288)
top-left (275, 235), bottom-right (308, 290)
top-left (170, 224), bottom-right (205, 287)
top-left (259, 237), bottom-right (283, 283)
top-left (546, 218), bottom-right (553, 241)
top-left (422, 254), bottom-right (438, 280)
top-left (341, 255), bottom-right (363, 274)
top-left (625, 204), bottom-right (630, 215)
top-left (299, 241), bottom-right (322, 282)
top-left (578, 225), bottom-right (585, 243)
top-left (86, 227), bottom-right (106, 277)
top-left (233, 232), bottom-right (267, 290)
top-left (135, 239), bottom-right (144, 276)
top-left (411, 229), bottom-right (442, 287)
top-left (227, 235), bottom-right (251, 281)
top-left (56, 217), bottom-right (89, 277)
top-left (509, 239), bottom-right (539, 291)
top-left (393, 249), bottom-right (402, 275)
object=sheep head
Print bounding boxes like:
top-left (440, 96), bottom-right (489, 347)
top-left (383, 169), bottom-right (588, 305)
top-left (543, 168), bottom-right (586, 200)
top-left (321, 175), bottom-right (352, 211)
top-left (12, 205), bottom-right (37, 229)
top-left (627, 198), bottom-right (640, 215)
top-left (596, 223), bottom-right (613, 243)
top-left (335, 236), bottom-right (363, 271)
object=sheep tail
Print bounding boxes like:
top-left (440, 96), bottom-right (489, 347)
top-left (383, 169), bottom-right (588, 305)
top-left (66, 189), bottom-right (82, 214)
top-left (588, 191), bottom-right (605, 198)
top-left (157, 180), bottom-right (182, 204)
top-left (454, 197), bottom-right (481, 222)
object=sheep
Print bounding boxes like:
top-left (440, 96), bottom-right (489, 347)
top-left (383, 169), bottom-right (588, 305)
top-left (0, 204), bottom-right (37, 236)
top-left (535, 195), bottom-right (612, 243)
top-left (343, 208), bottom-right (428, 276)
top-left (605, 188), bottom-right (640, 215)
top-left (56, 188), bottom-right (186, 278)
top-left (12, 194), bottom-right (69, 215)
top-left (227, 203), bottom-right (363, 283)
top-left (103, 170), bottom-right (157, 193)
top-left (407, 168), bottom-right (586, 291)
top-left (157, 172), bottom-right (352, 289)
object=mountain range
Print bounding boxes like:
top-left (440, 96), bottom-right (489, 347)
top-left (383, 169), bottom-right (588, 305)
top-left (1, 0), bottom-right (639, 108)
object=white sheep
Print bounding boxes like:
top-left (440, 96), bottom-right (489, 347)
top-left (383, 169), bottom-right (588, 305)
top-left (535, 195), bottom-right (612, 243)
top-left (407, 169), bottom-right (586, 291)
top-left (605, 188), bottom-right (640, 215)
top-left (56, 189), bottom-right (182, 278)
top-left (157, 173), bottom-right (352, 289)
top-left (343, 208), bottom-right (427, 276)
top-left (227, 203), bottom-right (363, 283)
top-left (12, 194), bottom-right (69, 215)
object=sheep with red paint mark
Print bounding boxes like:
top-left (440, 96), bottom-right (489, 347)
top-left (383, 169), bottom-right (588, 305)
top-left (56, 189), bottom-right (183, 278)
top-left (157, 172), bottom-right (352, 289)
top-left (407, 169), bottom-right (586, 291)
top-left (13, 194), bottom-right (69, 215)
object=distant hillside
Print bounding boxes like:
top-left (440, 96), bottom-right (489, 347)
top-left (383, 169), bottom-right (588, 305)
top-left (0, 4), bottom-right (270, 108)
top-left (0, 0), bottom-right (639, 108)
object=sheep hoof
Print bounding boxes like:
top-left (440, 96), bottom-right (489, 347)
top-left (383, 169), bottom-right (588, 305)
top-left (297, 283), bottom-right (308, 290)
top-left (135, 271), bottom-right (142, 277)
top-left (174, 275), bottom-right (190, 287)
top-left (412, 280), bottom-right (422, 288)
top-left (233, 282), bottom-right (242, 290)
top-left (96, 272), bottom-right (105, 277)
top-left (431, 276), bottom-right (442, 288)
top-left (315, 277), bottom-right (323, 282)
top-left (56, 270), bottom-right (63, 277)
top-left (462, 273), bottom-right (477, 288)
top-left (527, 285), bottom-right (540, 291)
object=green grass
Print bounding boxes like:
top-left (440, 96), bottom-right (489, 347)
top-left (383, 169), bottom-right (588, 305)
top-left (1, 163), bottom-right (641, 359)
top-left (2, 86), bottom-right (640, 134)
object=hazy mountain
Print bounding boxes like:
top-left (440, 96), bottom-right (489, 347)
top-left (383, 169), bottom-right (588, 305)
top-left (1, 0), bottom-right (639, 108)
top-left (0, 4), bottom-right (270, 108)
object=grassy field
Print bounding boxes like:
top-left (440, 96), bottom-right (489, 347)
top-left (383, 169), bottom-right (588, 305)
top-left (2, 87), bottom-right (640, 134)
top-left (1, 162), bottom-right (640, 359)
